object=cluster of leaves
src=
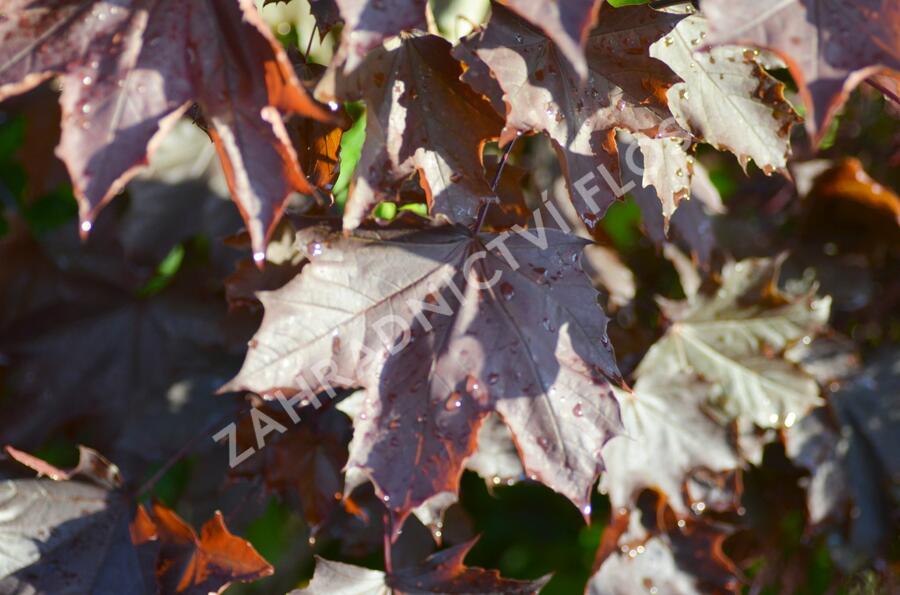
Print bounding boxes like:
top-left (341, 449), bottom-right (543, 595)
top-left (0, 0), bottom-right (898, 593)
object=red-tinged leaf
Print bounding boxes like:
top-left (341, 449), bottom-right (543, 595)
top-left (288, 60), bottom-right (349, 197)
top-left (149, 502), bottom-right (273, 595)
top-left (0, 0), bottom-right (331, 255)
top-left (588, 509), bottom-right (739, 595)
top-left (0, 479), bottom-right (153, 594)
top-left (650, 15), bottom-right (800, 174)
top-left (317, 35), bottom-right (503, 229)
top-left (331, 0), bottom-right (427, 74)
top-left (231, 404), bottom-right (352, 530)
top-left (293, 540), bottom-right (549, 594)
top-left (498, 0), bottom-right (603, 80)
top-left (454, 4), bottom-right (683, 236)
top-left (226, 223), bottom-right (623, 526)
top-left (5, 444), bottom-right (123, 488)
top-left (701, 0), bottom-right (900, 142)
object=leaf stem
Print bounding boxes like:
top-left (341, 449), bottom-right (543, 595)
top-left (383, 511), bottom-right (394, 574)
top-left (304, 23), bottom-right (318, 61)
top-left (473, 138), bottom-right (517, 234)
top-left (134, 400), bottom-right (251, 499)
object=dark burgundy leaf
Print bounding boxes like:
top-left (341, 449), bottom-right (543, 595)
top-left (317, 35), bottom-right (503, 228)
top-left (226, 223), bottom-right (622, 525)
top-left (0, 0), bottom-right (331, 255)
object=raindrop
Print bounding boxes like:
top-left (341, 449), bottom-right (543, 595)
top-left (360, 412), bottom-right (368, 420)
top-left (678, 89), bottom-right (689, 100)
top-left (537, 436), bottom-right (549, 450)
top-left (382, 494), bottom-right (391, 503)
top-left (677, 519), bottom-right (686, 528)
top-left (253, 251), bottom-right (266, 263)
top-left (307, 241), bottom-right (323, 256)
top-left (615, 99), bottom-right (626, 111)
top-left (82, 75), bottom-right (93, 86)
top-left (445, 392), bottom-right (462, 410)
top-left (691, 501), bottom-right (706, 513)
top-left (308, 536), bottom-right (316, 546)
top-left (784, 412), bottom-right (797, 428)
top-left (327, 101), bottom-right (339, 111)
top-left (573, 403), bottom-right (583, 417)
top-left (81, 103), bottom-right (92, 114)
top-left (492, 476), bottom-right (501, 485)
top-left (663, 36), bottom-right (673, 47)
top-left (582, 504), bottom-right (592, 515)
top-left (80, 220), bottom-right (93, 233)
top-left (499, 281), bottom-right (515, 301)
top-left (675, 168), bottom-right (684, 177)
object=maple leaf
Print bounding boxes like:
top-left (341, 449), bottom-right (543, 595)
top-left (231, 404), bottom-right (352, 530)
top-left (0, 479), bottom-right (151, 594)
top-left (649, 15), bottom-right (800, 173)
top-left (497, 0), bottom-right (603, 80)
top-left (148, 502), bottom-right (273, 595)
top-left (700, 0), bottom-right (900, 142)
top-left (600, 374), bottom-right (740, 516)
top-left (454, 4), bottom-right (683, 235)
top-left (618, 131), bottom-right (724, 267)
top-left (638, 257), bottom-right (831, 429)
top-left (588, 509), bottom-right (739, 595)
top-left (331, 0), bottom-right (427, 75)
top-left (0, 446), bottom-right (148, 593)
top-left (0, 211), bottom-right (243, 469)
top-left (0, 0), bottom-right (331, 255)
top-left (292, 540), bottom-right (549, 594)
top-left (316, 34), bottom-right (503, 229)
top-left (634, 132), bottom-right (694, 224)
top-left (225, 222), bottom-right (622, 525)
top-left (787, 349), bottom-right (900, 562)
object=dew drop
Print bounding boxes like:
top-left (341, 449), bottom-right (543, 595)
top-left (445, 392), bottom-right (463, 410)
top-left (675, 168), bottom-right (684, 177)
top-left (308, 535), bottom-right (316, 545)
top-left (677, 519), bottom-right (686, 528)
top-left (82, 75), bottom-right (93, 86)
top-left (307, 241), bottom-right (323, 256)
top-left (80, 220), bottom-right (93, 233)
top-left (327, 101), bottom-right (339, 111)
top-left (382, 494), bottom-right (390, 503)
top-left (573, 403), bottom-right (583, 417)
top-left (678, 89), bottom-right (689, 100)
top-left (253, 251), bottom-right (266, 263)
top-left (582, 504), bottom-right (592, 515)
top-left (663, 36), bottom-right (673, 47)
top-left (81, 103), bottom-right (92, 114)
